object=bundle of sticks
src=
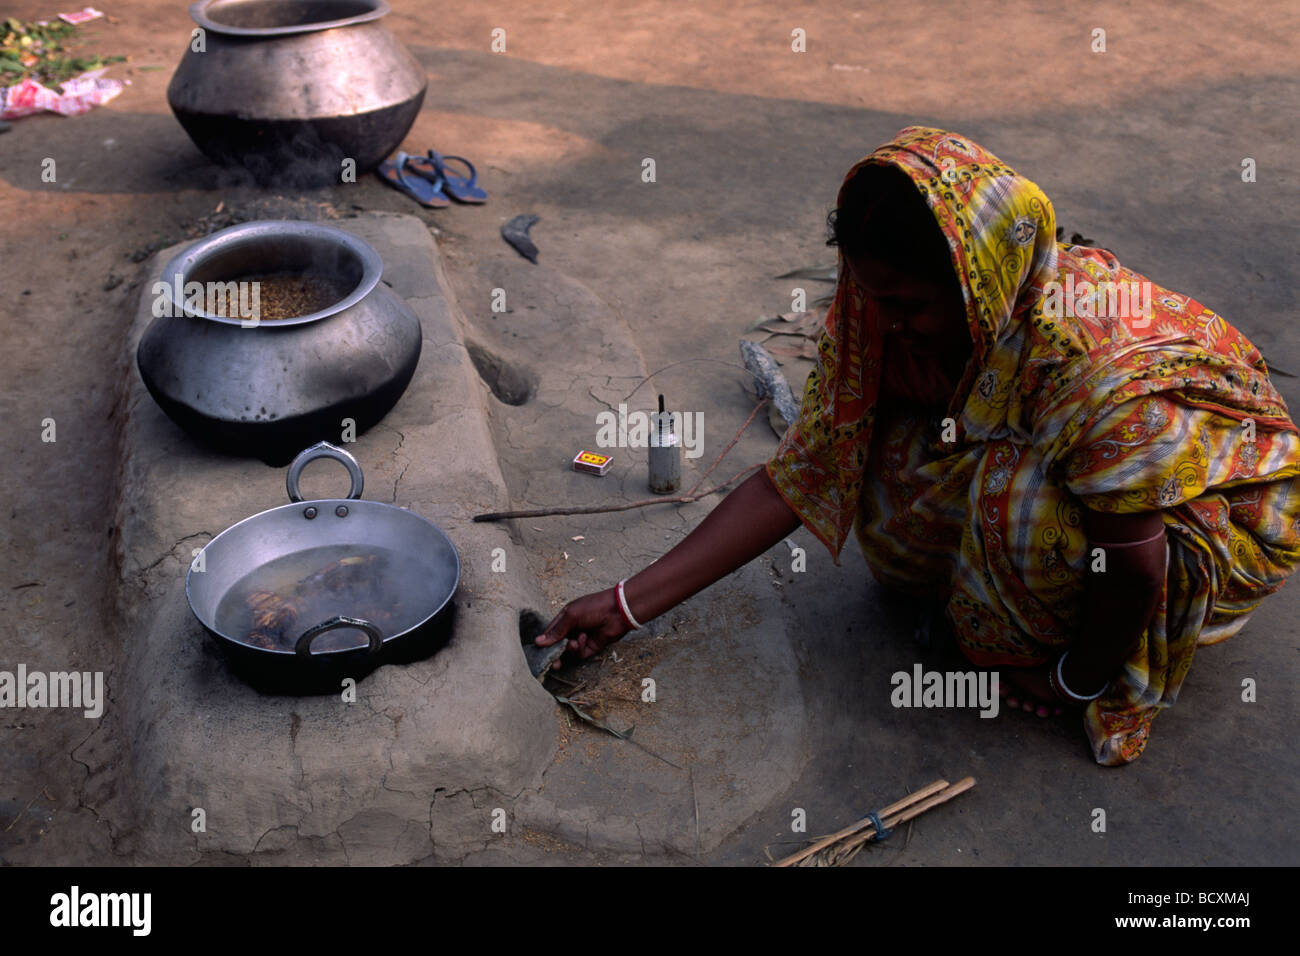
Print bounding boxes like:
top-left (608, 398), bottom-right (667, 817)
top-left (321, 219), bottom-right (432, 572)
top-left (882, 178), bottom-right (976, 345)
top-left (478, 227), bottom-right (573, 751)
top-left (771, 776), bottom-right (975, 867)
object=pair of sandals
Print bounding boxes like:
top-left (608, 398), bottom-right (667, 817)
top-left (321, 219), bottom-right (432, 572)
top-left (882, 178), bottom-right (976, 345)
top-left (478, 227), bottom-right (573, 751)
top-left (378, 150), bottom-right (488, 208)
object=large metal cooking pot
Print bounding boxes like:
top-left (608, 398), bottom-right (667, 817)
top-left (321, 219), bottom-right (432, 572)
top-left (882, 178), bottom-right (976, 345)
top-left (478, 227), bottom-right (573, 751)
top-left (137, 220), bottom-right (422, 465)
top-left (167, 0), bottom-right (427, 184)
top-left (187, 442), bottom-right (459, 693)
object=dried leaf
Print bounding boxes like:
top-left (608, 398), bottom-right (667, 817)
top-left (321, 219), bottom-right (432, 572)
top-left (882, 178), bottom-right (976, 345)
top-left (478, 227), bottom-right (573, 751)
top-left (750, 314), bottom-right (823, 337)
top-left (774, 265), bottom-right (837, 283)
top-left (762, 340), bottom-right (820, 361)
top-left (552, 694), bottom-right (678, 768)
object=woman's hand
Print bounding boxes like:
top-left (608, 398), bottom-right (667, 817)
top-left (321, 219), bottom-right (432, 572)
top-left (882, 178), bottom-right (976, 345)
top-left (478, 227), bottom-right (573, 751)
top-left (534, 588), bottom-right (631, 662)
top-left (532, 469), bottom-right (803, 667)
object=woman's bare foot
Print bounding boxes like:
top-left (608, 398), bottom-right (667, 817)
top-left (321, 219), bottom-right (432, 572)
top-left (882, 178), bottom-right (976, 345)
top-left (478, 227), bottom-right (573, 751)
top-left (999, 666), bottom-right (1065, 718)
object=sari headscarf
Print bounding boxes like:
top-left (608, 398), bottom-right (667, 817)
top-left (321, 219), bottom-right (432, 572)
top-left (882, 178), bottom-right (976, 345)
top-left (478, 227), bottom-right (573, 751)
top-left (767, 126), bottom-right (1300, 765)
top-left (767, 127), bottom-right (1063, 556)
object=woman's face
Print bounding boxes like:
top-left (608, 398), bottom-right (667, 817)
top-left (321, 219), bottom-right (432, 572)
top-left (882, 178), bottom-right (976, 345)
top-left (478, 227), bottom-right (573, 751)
top-left (844, 253), bottom-right (972, 407)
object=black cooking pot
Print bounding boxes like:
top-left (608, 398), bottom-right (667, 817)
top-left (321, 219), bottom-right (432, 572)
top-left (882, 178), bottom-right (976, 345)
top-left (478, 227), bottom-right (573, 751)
top-left (186, 442), bottom-right (459, 694)
top-left (137, 220), bottom-right (423, 466)
top-left (167, 0), bottom-right (428, 185)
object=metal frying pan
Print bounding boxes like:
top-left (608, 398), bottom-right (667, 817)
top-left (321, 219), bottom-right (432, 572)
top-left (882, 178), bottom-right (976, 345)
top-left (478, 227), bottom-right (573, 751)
top-left (186, 442), bottom-right (459, 692)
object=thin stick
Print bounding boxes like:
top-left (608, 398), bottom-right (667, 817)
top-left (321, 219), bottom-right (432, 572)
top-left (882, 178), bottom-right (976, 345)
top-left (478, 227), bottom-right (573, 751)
top-left (773, 779), bottom-right (949, 867)
top-left (2, 790), bottom-right (42, 833)
top-left (881, 776), bottom-right (975, 830)
top-left (475, 393), bottom-right (769, 523)
top-left (621, 358), bottom-right (751, 403)
top-left (690, 767), bottom-right (701, 858)
top-left (772, 778), bottom-right (950, 868)
top-left (823, 777), bottom-right (975, 861)
top-left (473, 465), bottom-right (760, 522)
top-left (686, 398), bottom-right (768, 497)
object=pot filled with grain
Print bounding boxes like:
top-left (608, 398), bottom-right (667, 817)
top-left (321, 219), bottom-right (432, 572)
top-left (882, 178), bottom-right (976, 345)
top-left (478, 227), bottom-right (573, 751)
top-left (136, 220), bottom-right (422, 464)
top-left (167, 0), bottom-right (427, 185)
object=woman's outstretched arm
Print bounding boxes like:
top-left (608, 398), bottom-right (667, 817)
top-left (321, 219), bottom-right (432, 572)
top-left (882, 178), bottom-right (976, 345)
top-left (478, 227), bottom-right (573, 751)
top-left (535, 467), bottom-right (802, 659)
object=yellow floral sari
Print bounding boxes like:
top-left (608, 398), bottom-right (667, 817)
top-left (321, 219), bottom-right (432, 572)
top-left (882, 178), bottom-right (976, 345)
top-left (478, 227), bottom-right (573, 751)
top-left (766, 126), bottom-right (1300, 765)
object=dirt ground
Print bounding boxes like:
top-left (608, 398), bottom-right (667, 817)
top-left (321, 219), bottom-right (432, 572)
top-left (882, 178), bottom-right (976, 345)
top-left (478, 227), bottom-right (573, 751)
top-left (1, 0), bottom-right (1297, 865)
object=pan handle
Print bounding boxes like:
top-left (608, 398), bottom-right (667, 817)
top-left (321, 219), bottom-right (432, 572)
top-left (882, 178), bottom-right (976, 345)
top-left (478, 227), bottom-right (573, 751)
top-left (295, 616), bottom-right (384, 657)
top-left (286, 442), bottom-right (365, 502)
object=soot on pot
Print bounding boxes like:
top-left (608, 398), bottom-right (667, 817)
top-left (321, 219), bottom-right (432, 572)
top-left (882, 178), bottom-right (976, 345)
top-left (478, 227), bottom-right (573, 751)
top-left (214, 544), bottom-right (441, 653)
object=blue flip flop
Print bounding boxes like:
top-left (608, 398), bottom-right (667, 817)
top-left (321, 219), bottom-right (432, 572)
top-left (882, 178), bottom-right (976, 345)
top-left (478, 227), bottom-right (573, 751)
top-left (417, 150), bottom-right (489, 203)
top-left (377, 151), bottom-right (451, 208)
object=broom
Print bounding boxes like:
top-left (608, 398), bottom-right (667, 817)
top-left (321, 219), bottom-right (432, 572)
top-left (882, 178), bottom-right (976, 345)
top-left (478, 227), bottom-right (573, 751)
top-left (772, 776), bottom-right (976, 867)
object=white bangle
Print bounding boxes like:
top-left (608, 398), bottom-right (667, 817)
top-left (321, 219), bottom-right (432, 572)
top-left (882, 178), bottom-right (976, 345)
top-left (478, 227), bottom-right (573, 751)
top-left (616, 579), bottom-right (644, 630)
top-left (1053, 651), bottom-right (1107, 702)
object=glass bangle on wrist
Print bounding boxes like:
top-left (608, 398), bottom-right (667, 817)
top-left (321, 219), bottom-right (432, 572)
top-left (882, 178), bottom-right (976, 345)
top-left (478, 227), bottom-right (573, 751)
top-left (616, 579), bottom-right (644, 630)
top-left (1049, 651), bottom-right (1108, 704)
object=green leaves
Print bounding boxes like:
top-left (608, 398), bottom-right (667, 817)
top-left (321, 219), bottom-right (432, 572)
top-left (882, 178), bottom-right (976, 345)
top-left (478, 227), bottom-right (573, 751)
top-left (1, 17), bottom-right (123, 87)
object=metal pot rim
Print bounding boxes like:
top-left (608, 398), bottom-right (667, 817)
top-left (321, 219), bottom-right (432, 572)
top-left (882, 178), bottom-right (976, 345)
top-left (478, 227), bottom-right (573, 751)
top-left (189, 0), bottom-right (391, 37)
top-left (186, 445), bottom-right (460, 659)
top-left (186, 497), bottom-right (461, 656)
top-left (157, 219), bottom-right (384, 328)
